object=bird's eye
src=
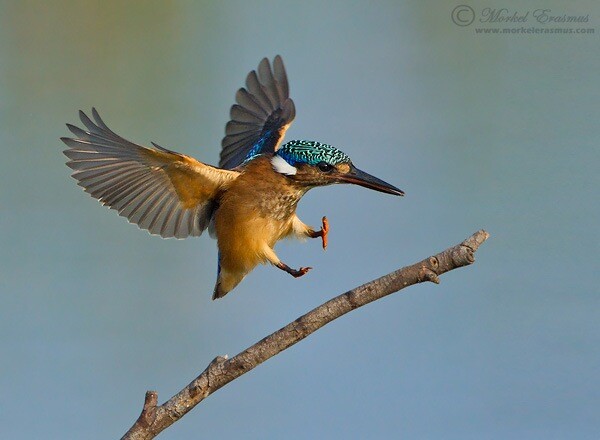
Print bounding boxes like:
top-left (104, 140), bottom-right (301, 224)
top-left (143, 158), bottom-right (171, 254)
top-left (317, 162), bottom-right (334, 172)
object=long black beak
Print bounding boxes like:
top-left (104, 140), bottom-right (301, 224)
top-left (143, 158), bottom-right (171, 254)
top-left (337, 165), bottom-right (404, 196)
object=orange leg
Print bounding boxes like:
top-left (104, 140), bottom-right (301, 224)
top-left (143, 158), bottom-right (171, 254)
top-left (276, 262), bottom-right (312, 278)
top-left (263, 245), bottom-right (311, 279)
top-left (308, 216), bottom-right (329, 250)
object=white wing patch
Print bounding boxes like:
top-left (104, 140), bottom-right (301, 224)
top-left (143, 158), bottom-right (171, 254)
top-left (271, 155), bottom-right (297, 175)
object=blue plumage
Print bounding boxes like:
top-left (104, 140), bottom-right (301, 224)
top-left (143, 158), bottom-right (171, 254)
top-left (277, 140), bottom-right (351, 166)
top-left (242, 130), bottom-right (274, 165)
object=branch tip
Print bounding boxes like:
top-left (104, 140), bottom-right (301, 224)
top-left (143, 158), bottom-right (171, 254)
top-left (462, 229), bottom-right (489, 251)
top-left (128, 390), bottom-right (158, 433)
top-left (211, 355), bottom-right (229, 365)
top-left (143, 391), bottom-right (158, 410)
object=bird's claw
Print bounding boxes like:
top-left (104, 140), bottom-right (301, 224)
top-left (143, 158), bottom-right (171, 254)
top-left (292, 266), bottom-right (312, 278)
top-left (277, 262), bottom-right (312, 278)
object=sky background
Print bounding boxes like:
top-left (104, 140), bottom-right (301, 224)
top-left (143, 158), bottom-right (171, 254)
top-left (1, 1), bottom-right (598, 439)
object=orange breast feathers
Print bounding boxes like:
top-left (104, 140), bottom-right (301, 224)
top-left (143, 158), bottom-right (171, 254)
top-left (214, 157), bottom-right (306, 271)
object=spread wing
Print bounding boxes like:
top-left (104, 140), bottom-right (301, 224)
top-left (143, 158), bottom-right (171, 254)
top-left (62, 109), bottom-right (239, 239)
top-left (219, 55), bottom-right (296, 170)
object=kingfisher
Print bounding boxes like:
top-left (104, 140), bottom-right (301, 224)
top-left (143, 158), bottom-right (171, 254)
top-left (62, 56), bottom-right (404, 299)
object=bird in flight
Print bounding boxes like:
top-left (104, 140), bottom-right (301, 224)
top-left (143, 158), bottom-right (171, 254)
top-left (62, 56), bottom-right (404, 299)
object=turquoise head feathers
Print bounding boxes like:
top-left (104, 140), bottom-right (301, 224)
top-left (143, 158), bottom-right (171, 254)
top-left (276, 140), bottom-right (351, 166)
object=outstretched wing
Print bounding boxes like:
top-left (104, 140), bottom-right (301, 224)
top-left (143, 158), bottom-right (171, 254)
top-left (219, 55), bottom-right (296, 170)
top-left (62, 109), bottom-right (239, 239)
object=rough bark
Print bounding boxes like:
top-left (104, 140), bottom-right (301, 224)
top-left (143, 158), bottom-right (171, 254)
top-left (122, 230), bottom-right (490, 440)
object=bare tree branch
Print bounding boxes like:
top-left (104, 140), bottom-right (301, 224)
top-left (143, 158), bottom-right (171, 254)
top-left (122, 230), bottom-right (490, 440)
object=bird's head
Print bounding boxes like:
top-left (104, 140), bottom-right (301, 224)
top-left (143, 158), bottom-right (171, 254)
top-left (271, 140), bottom-right (404, 196)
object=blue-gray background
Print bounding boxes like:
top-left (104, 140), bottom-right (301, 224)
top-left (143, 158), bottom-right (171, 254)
top-left (1, 1), bottom-right (598, 439)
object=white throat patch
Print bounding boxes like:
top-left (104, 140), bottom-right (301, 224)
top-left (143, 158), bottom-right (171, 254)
top-left (271, 155), bottom-right (297, 175)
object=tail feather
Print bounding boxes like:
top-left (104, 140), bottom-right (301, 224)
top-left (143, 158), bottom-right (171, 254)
top-left (212, 279), bottom-right (228, 300)
top-left (212, 269), bottom-right (246, 300)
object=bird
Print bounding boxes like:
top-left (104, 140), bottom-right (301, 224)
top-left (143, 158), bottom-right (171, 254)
top-left (62, 55), bottom-right (404, 299)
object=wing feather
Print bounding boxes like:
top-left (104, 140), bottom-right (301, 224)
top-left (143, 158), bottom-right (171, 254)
top-left (272, 55), bottom-right (289, 101)
top-left (257, 58), bottom-right (280, 109)
top-left (224, 120), bottom-right (260, 135)
top-left (246, 70), bottom-right (275, 111)
top-left (63, 109), bottom-right (239, 239)
top-left (235, 88), bottom-right (269, 118)
top-left (219, 55), bottom-right (295, 169)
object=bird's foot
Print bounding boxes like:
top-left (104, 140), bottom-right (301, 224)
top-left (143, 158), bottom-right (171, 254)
top-left (309, 216), bottom-right (329, 250)
top-left (277, 262), bottom-right (312, 278)
top-left (320, 216), bottom-right (329, 250)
